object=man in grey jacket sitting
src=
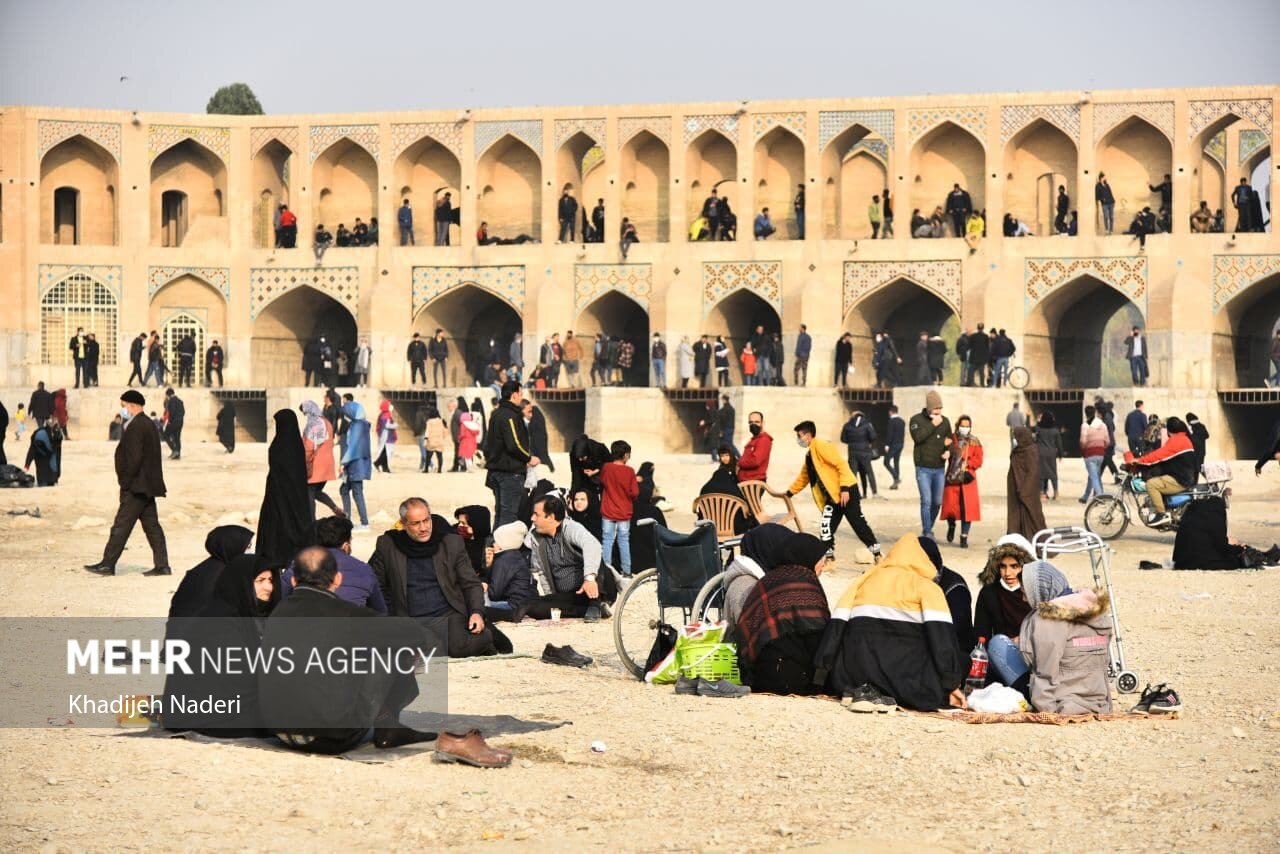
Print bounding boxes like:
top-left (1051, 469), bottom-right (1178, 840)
top-left (523, 494), bottom-right (617, 621)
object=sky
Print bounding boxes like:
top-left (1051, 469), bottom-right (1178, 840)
top-left (1, 0), bottom-right (1277, 114)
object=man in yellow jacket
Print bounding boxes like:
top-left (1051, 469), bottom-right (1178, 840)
top-left (786, 420), bottom-right (882, 560)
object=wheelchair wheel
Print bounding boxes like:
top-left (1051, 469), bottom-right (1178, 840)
top-left (1007, 366), bottom-right (1030, 390)
top-left (1117, 671), bottom-right (1139, 694)
top-left (612, 568), bottom-right (660, 678)
top-left (691, 571), bottom-right (728, 625)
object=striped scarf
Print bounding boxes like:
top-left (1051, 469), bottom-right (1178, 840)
top-left (736, 565), bottom-right (830, 668)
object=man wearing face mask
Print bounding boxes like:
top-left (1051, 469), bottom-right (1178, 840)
top-left (785, 420), bottom-right (881, 560)
top-left (909, 389), bottom-right (952, 540)
top-left (85, 389), bottom-right (170, 577)
top-left (736, 411), bottom-right (772, 483)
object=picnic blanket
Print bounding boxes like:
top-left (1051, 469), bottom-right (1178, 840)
top-left (915, 709), bottom-right (1179, 725)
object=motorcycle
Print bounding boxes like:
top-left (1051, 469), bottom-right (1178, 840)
top-left (1083, 464), bottom-right (1231, 540)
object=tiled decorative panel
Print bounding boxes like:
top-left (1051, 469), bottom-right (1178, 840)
top-left (848, 139), bottom-right (889, 163)
top-left (38, 264), bottom-right (122, 298)
top-left (1092, 101), bottom-right (1175, 145)
top-left (1024, 257), bottom-right (1148, 315)
top-left (819, 110), bottom-right (894, 151)
top-left (701, 261), bottom-right (782, 317)
top-left (908, 107), bottom-right (988, 147)
top-left (1203, 131), bottom-right (1226, 169)
top-left (1000, 104), bottom-right (1082, 145)
top-left (250, 126), bottom-right (300, 156)
top-left (249, 267), bottom-right (360, 320)
top-left (412, 266), bottom-right (526, 316)
top-left (752, 112), bottom-right (806, 142)
top-left (554, 118), bottom-right (606, 150)
top-left (842, 261), bottom-right (962, 317)
top-left (309, 124), bottom-right (379, 162)
top-left (1212, 254), bottom-right (1280, 312)
top-left (1239, 130), bottom-right (1269, 165)
top-left (148, 266), bottom-right (230, 301)
top-left (38, 120), bottom-right (121, 159)
top-left (474, 120), bottom-right (543, 158)
top-left (149, 124), bottom-right (231, 161)
top-left (581, 145), bottom-right (605, 176)
top-left (618, 117), bottom-right (672, 148)
top-left (573, 264), bottom-right (653, 311)
top-left (390, 122), bottom-right (463, 158)
top-left (1188, 99), bottom-right (1273, 140)
top-left (684, 114), bottom-right (739, 145)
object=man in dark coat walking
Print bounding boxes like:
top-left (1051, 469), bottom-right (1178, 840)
top-left (966, 324), bottom-right (990, 387)
top-left (693, 335), bottom-right (712, 388)
top-left (86, 389), bottom-right (170, 576)
top-left (163, 387), bottom-right (185, 460)
top-left (175, 333), bottom-right (197, 387)
top-left (127, 332), bottom-right (146, 386)
top-left (28, 381), bottom-right (54, 424)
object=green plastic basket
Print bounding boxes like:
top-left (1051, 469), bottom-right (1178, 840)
top-left (676, 640), bottom-right (741, 684)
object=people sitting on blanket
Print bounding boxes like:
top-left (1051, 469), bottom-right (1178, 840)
top-left (484, 521), bottom-right (535, 622)
top-left (814, 534), bottom-right (965, 712)
top-left (919, 535), bottom-right (975, 653)
top-left (985, 560), bottom-right (1114, 715)
top-left (281, 516), bottom-right (387, 614)
top-left (525, 494), bottom-right (618, 622)
top-left (261, 546), bottom-right (513, 765)
top-left (1171, 495), bottom-right (1280, 570)
top-left (721, 523), bottom-right (794, 640)
top-left (973, 533), bottom-right (1035, 655)
top-left (1124, 415), bottom-right (1198, 527)
top-left (735, 533), bottom-right (832, 696)
top-left (368, 497), bottom-right (509, 657)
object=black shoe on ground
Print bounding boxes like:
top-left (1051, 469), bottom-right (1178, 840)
top-left (695, 678), bottom-right (750, 698)
top-left (1148, 684), bottom-right (1182, 713)
top-left (959, 535), bottom-right (968, 549)
top-left (675, 675), bottom-right (700, 696)
top-left (583, 605), bottom-right (601, 623)
top-left (83, 562), bottom-right (115, 576)
top-left (142, 566), bottom-right (172, 577)
top-left (945, 524), bottom-right (955, 543)
top-left (541, 643), bottom-right (593, 668)
top-left (847, 683), bottom-right (878, 713)
top-left (1129, 683), bottom-right (1162, 714)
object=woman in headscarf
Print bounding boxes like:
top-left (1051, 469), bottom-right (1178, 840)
top-left (453, 504), bottom-right (492, 579)
top-left (449, 395), bottom-right (469, 472)
top-left (424, 406), bottom-right (447, 473)
top-left (973, 533), bottom-right (1035, 681)
top-left (458, 405), bottom-right (481, 470)
top-left (569, 433), bottom-right (610, 497)
top-left (713, 336), bottom-right (731, 386)
top-left (470, 398), bottom-right (487, 445)
top-left (526, 403), bottom-right (553, 473)
top-left (736, 533), bottom-right (832, 696)
top-left (1035, 411), bottom-right (1063, 500)
top-left (164, 554), bottom-right (283, 737)
top-left (166, 524), bottom-right (255, 620)
top-left (215, 400), bottom-right (236, 453)
top-left (721, 522), bottom-right (794, 639)
top-left (940, 414), bottom-right (983, 548)
top-left (256, 409), bottom-right (314, 564)
top-left (52, 388), bottom-right (70, 439)
top-left (1172, 495), bottom-right (1280, 570)
top-left (568, 487), bottom-right (603, 540)
top-left (1007, 426), bottom-right (1046, 542)
top-left (374, 400), bottom-right (397, 473)
top-left (698, 445), bottom-right (754, 534)
top-left (300, 400), bottom-right (342, 520)
top-left (677, 335), bottom-right (695, 388)
top-left (25, 418), bottom-right (61, 486)
top-left (339, 401), bottom-right (372, 529)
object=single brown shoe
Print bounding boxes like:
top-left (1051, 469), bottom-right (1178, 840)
top-left (434, 730), bottom-right (512, 768)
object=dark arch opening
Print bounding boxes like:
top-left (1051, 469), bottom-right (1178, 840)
top-left (1031, 276), bottom-right (1142, 388)
top-left (1225, 273), bottom-right (1280, 387)
top-left (576, 291), bottom-right (650, 387)
top-left (846, 279), bottom-right (959, 386)
top-left (705, 290), bottom-right (781, 385)
top-left (251, 286), bottom-right (357, 387)
top-left (414, 284), bottom-right (522, 386)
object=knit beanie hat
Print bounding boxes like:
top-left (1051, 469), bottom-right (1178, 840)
top-left (1022, 560), bottom-right (1069, 607)
top-left (492, 521), bottom-right (527, 552)
top-left (925, 389), bottom-right (943, 411)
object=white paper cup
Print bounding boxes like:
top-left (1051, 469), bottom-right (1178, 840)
top-left (550, 608), bottom-right (562, 622)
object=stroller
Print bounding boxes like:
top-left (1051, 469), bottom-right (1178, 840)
top-left (1031, 526), bottom-right (1139, 694)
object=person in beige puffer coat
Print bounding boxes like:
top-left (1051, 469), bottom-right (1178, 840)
top-left (1017, 560), bottom-right (1113, 714)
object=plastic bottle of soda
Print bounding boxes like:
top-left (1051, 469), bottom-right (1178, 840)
top-left (964, 636), bottom-right (989, 696)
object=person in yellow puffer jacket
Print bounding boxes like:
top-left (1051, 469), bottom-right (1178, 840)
top-left (785, 420), bottom-right (881, 560)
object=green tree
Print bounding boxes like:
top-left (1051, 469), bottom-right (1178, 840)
top-left (206, 83), bottom-right (264, 115)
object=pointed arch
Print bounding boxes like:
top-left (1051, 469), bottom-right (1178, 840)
top-left (703, 289), bottom-right (781, 385)
top-left (844, 278), bottom-right (961, 386)
top-left (412, 283), bottom-right (523, 385)
top-left (40, 270), bottom-right (120, 366)
top-left (477, 134), bottom-right (542, 241)
top-left (41, 134), bottom-right (119, 246)
top-left (556, 130), bottom-right (606, 240)
top-left (620, 130), bottom-right (669, 243)
top-left (753, 126), bottom-right (805, 240)
top-left (150, 138), bottom-right (227, 247)
top-left (1003, 118), bottom-right (1078, 235)
top-left (1025, 274), bottom-right (1144, 388)
top-left (312, 138), bottom-right (377, 241)
top-left (394, 134), bottom-right (462, 245)
top-left (575, 290), bottom-right (651, 386)
top-left (150, 274), bottom-right (228, 352)
top-left (1095, 116), bottom-right (1173, 229)
top-left (686, 128), bottom-right (738, 236)
top-left (253, 138), bottom-right (293, 248)
top-left (821, 124), bottom-right (885, 240)
top-left (910, 121), bottom-right (986, 233)
top-left (251, 284), bottom-right (358, 387)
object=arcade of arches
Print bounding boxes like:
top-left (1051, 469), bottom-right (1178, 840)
top-left (1025, 276), bottom-right (1144, 389)
top-left (844, 280), bottom-right (960, 387)
top-left (412, 285), bottom-right (522, 387)
top-left (251, 287), bottom-right (357, 388)
top-left (704, 290), bottom-right (781, 385)
top-left (575, 292), bottom-right (650, 387)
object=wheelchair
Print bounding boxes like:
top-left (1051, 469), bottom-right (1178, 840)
top-left (611, 519), bottom-right (737, 678)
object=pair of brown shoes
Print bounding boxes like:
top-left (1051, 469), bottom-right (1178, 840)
top-left (434, 729), bottom-right (513, 768)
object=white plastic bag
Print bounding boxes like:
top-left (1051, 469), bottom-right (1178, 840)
top-left (966, 683), bottom-right (1031, 714)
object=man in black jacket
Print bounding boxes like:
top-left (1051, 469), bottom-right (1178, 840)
top-left (557, 188), bottom-right (578, 243)
top-left (127, 332), bottom-right (146, 386)
top-left (427, 329), bottom-right (449, 387)
top-left (945, 184), bottom-right (972, 238)
top-left (163, 386), bottom-right (185, 460)
top-left (175, 333), bottom-right (197, 387)
top-left (28, 381), bottom-right (54, 424)
top-left (882, 404), bottom-right (905, 490)
top-left (693, 335), bottom-right (712, 388)
top-left (368, 498), bottom-right (502, 658)
top-left (205, 339), bottom-right (224, 387)
top-left (965, 325), bottom-right (989, 387)
top-left (485, 381), bottom-right (537, 526)
top-left (406, 332), bottom-right (428, 386)
top-left (86, 389), bottom-right (170, 576)
top-left (591, 198), bottom-right (605, 243)
top-left (841, 410), bottom-right (879, 499)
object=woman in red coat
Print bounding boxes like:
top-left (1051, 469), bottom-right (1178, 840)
top-left (940, 414), bottom-right (983, 548)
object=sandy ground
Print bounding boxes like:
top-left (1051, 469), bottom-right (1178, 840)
top-left (1, 433), bottom-right (1279, 853)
